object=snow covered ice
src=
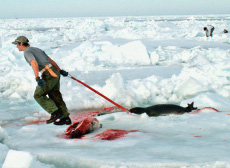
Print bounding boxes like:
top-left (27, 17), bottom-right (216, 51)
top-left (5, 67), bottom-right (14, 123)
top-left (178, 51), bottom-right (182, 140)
top-left (1, 14), bottom-right (230, 167)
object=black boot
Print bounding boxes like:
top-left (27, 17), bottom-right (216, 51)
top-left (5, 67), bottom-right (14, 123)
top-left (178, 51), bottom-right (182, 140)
top-left (54, 116), bottom-right (72, 125)
top-left (46, 109), bottom-right (63, 124)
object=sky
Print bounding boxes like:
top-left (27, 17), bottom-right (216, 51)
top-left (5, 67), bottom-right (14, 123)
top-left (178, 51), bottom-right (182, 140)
top-left (0, 0), bottom-right (229, 19)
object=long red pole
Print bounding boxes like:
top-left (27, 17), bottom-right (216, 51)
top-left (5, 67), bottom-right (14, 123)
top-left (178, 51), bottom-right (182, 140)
top-left (69, 75), bottom-right (129, 113)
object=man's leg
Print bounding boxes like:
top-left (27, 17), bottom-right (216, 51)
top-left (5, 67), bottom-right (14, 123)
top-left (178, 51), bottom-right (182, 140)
top-left (34, 71), bottom-right (63, 123)
top-left (48, 80), bottom-right (70, 118)
top-left (210, 27), bottom-right (215, 37)
top-left (49, 84), bottom-right (71, 125)
top-left (34, 84), bottom-right (59, 114)
top-left (47, 67), bottom-right (71, 125)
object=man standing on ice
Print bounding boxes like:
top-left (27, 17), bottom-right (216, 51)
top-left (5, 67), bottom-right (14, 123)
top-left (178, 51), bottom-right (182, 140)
top-left (12, 36), bottom-right (72, 125)
top-left (203, 25), bottom-right (215, 37)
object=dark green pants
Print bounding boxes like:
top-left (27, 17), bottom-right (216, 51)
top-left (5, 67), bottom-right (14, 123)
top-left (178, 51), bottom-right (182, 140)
top-left (34, 66), bottom-right (69, 117)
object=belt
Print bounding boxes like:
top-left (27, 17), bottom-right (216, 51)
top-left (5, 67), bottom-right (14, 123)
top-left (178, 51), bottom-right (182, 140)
top-left (40, 64), bottom-right (57, 77)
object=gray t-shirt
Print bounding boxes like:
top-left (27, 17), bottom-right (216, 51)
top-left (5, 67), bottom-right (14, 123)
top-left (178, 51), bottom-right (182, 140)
top-left (24, 47), bottom-right (51, 71)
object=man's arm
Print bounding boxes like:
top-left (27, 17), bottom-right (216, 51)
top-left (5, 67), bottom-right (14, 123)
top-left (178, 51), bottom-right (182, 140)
top-left (31, 59), bottom-right (46, 88)
top-left (48, 57), bottom-right (61, 71)
top-left (30, 59), bottom-right (39, 78)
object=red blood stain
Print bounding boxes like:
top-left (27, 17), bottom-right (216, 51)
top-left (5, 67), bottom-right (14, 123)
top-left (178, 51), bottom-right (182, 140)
top-left (92, 129), bottom-right (138, 140)
top-left (2, 106), bottom-right (117, 127)
top-left (2, 120), bottom-right (46, 127)
top-left (191, 107), bottom-right (220, 114)
top-left (70, 106), bottom-right (117, 123)
top-left (194, 136), bottom-right (202, 138)
top-left (57, 133), bottom-right (85, 140)
top-left (57, 134), bottom-right (84, 140)
top-left (58, 129), bottom-right (138, 141)
top-left (70, 111), bottom-right (99, 123)
top-left (190, 134), bottom-right (202, 138)
top-left (24, 120), bottom-right (46, 125)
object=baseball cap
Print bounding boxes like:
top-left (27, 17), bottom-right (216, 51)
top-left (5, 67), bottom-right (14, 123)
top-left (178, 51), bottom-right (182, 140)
top-left (12, 36), bottom-right (29, 44)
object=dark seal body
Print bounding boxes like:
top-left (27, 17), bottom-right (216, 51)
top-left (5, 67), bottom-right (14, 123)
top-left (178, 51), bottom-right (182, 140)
top-left (130, 102), bottom-right (197, 117)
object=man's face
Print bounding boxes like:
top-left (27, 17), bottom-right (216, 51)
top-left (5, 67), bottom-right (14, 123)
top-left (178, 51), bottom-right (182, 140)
top-left (16, 43), bottom-right (23, 51)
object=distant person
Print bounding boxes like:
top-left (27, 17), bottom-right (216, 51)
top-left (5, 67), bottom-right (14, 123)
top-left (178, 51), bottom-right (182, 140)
top-left (223, 29), bottom-right (228, 33)
top-left (12, 36), bottom-right (71, 125)
top-left (203, 25), bottom-right (215, 37)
